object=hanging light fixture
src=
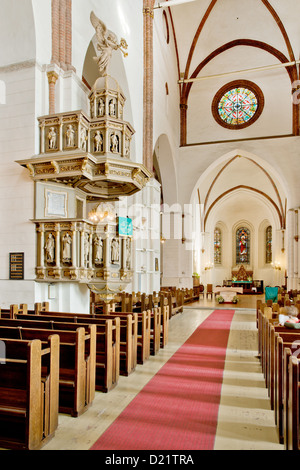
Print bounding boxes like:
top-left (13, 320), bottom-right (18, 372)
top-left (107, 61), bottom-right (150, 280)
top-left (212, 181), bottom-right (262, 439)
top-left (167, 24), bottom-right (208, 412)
top-left (88, 202), bottom-right (116, 223)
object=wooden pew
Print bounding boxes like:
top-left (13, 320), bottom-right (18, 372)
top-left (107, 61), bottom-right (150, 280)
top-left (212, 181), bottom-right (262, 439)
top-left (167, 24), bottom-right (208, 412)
top-left (110, 308), bottom-right (151, 364)
top-left (257, 306), bottom-right (273, 375)
top-left (0, 324), bottom-right (95, 417)
top-left (33, 309), bottom-right (138, 376)
top-left (262, 311), bottom-right (279, 390)
top-left (156, 294), bottom-right (170, 349)
top-left (118, 293), bottom-right (167, 356)
top-left (131, 303), bottom-right (161, 356)
top-left (126, 302), bottom-right (161, 356)
top-left (35, 309), bottom-right (142, 373)
top-left (268, 326), bottom-right (300, 445)
top-left (136, 310), bottom-right (151, 364)
top-left (2, 314), bottom-right (119, 393)
top-left (150, 308), bottom-right (161, 356)
top-left (286, 354), bottom-right (300, 450)
top-left (256, 299), bottom-right (262, 327)
top-left (273, 334), bottom-right (293, 444)
top-left (282, 343), bottom-right (294, 449)
top-left (0, 335), bottom-right (59, 450)
top-left (97, 313), bottom-right (137, 376)
top-left (165, 292), bottom-right (183, 318)
top-left (160, 304), bottom-right (169, 348)
top-left (257, 303), bottom-right (267, 358)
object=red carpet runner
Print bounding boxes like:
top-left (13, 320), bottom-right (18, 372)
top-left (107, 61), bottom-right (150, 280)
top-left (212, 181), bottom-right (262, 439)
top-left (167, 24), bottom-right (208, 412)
top-left (90, 309), bottom-right (235, 450)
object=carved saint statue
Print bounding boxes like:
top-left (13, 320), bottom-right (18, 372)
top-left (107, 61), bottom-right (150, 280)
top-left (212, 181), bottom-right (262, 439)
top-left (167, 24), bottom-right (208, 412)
top-left (94, 131), bottom-right (103, 152)
top-left (111, 238), bottom-right (120, 263)
top-left (110, 132), bottom-right (119, 153)
top-left (45, 233), bottom-right (55, 263)
top-left (94, 236), bottom-right (103, 263)
top-left (48, 127), bottom-right (57, 150)
top-left (109, 99), bottom-right (116, 116)
top-left (80, 127), bottom-right (87, 151)
top-left (90, 11), bottom-right (128, 76)
top-left (98, 99), bottom-right (105, 117)
top-left (62, 232), bottom-right (72, 262)
top-left (65, 125), bottom-right (75, 148)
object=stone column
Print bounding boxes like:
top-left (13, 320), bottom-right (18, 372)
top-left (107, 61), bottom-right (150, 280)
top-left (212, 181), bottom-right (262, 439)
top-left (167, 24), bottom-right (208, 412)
top-left (37, 225), bottom-right (45, 267)
top-left (59, 0), bottom-right (66, 70)
top-left (71, 225), bottom-right (76, 267)
top-left (180, 101), bottom-right (188, 147)
top-left (65, 0), bottom-right (73, 70)
top-left (47, 70), bottom-right (59, 115)
top-left (80, 230), bottom-right (85, 268)
top-left (40, 123), bottom-right (45, 154)
top-left (55, 224), bottom-right (61, 268)
top-left (51, 0), bottom-right (74, 70)
top-left (294, 210), bottom-right (298, 280)
top-left (59, 117), bottom-right (63, 151)
top-left (143, 0), bottom-right (155, 173)
top-left (51, 0), bottom-right (60, 66)
top-left (287, 209), bottom-right (295, 289)
top-left (104, 233), bottom-right (110, 269)
top-left (121, 238), bottom-right (126, 270)
top-left (88, 233), bottom-right (93, 268)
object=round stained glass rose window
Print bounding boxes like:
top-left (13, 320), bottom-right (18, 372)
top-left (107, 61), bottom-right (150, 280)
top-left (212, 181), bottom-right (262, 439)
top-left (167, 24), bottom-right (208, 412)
top-left (212, 80), bottom-right (264, 130)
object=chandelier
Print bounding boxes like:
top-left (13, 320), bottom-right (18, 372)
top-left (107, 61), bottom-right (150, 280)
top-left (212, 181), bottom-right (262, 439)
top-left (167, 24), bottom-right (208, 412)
top-left (88, 202), bottom-right (116, 223)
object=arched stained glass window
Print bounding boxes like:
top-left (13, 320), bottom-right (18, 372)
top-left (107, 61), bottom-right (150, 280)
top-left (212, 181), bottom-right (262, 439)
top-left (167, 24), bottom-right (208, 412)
top-left (212, 80), bottom-right (264, 130)
top-left (214, 228), bottom-right (222, 265)
top-left (266, 225), bottom-right (272, 264)
top-left (236, 227), bottom-right (250, 265)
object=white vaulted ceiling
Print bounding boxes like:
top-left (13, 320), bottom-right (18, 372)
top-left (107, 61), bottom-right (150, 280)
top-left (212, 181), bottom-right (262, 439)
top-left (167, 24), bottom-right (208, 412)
top-left (167, 0), bottom-right (300, 76)
top-left (159, 0), bottom-right (300, 145)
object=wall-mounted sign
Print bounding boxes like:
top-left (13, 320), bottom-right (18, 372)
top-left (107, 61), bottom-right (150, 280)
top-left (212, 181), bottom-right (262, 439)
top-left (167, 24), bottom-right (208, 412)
top-left (118, 217), bottom-right (133, 237)
top-left (9, 252), bottom-right (24, 280)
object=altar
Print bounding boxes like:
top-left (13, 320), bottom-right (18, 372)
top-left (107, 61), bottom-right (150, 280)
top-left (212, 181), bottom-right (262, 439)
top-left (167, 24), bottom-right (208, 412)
top-left (213, 286), bottom-right (243, 303)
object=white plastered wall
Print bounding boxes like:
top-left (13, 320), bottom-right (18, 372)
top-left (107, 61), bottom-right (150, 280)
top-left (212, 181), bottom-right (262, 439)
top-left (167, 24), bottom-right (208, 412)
top-left (0, 0), bottom-right (38, 308)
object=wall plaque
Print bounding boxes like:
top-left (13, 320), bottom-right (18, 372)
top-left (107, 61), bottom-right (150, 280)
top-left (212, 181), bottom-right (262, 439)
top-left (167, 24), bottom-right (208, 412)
top-left (45, 189), bottom-right (67, 217)
top-left (9, 253), bottom-right (24, 280)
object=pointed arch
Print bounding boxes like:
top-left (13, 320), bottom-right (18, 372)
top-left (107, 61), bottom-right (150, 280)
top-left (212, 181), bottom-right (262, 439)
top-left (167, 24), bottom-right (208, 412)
top-left (203, 154), bottom-right (286, 228)
top-left (204, 185), bottom-right (284, 231)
